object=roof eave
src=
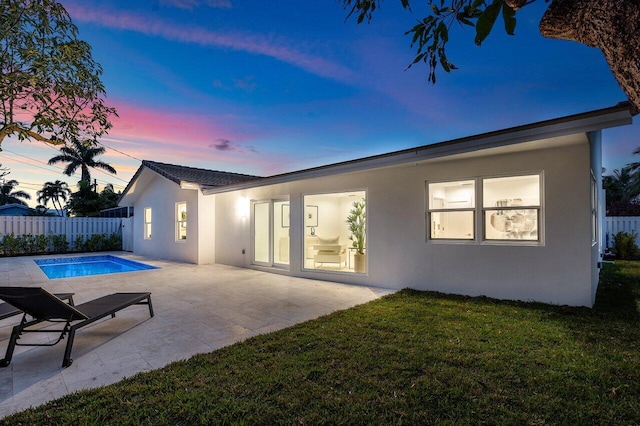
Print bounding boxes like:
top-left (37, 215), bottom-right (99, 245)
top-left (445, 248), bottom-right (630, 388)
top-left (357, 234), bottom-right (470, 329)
top-left (202, 102), bottom-right (634, 195)
top-left (117, 163), bottom-right (145, 206)
top-left (179, 181), bottom-right (202, 190)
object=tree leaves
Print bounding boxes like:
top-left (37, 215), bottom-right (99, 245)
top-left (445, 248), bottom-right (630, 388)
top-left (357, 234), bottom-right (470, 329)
top-left (343, 0), bottom-right (524, 84)
top-left (343, 0), bottom-right (378, 24)
top-left (475, 0), bottom-right (503, 46)
top-left (0, 0), bottom-right (117, 149)
top-left (502, 1), bottom-right (517, 35)
top-left (343, 0), bottom-right (412, 23)
top-left (47, 138), bottom-right (116, 183)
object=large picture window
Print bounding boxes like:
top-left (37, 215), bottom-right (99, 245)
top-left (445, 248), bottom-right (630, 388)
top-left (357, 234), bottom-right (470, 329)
top-left (483, 174), bottom-right (540, 241)
top-left (427, 180), bottom-right (475, 240)
top-left (303, 191), bottom-right (366, 274)
top-left (176, 202), bottom-right (187, 241)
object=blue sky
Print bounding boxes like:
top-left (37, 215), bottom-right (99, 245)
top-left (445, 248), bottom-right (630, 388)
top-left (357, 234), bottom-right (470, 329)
top-left (1, 0), bottom-right (637, 205)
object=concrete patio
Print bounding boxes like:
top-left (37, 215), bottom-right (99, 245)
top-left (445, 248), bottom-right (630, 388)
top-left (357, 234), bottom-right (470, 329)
top-left (0, 252), bottom-right (393, 418)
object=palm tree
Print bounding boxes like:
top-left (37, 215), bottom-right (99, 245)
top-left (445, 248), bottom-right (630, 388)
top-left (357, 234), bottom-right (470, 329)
top-left (628, 147), bottom-right (640, 173)
top-left (37, 180), bottom-right (71, 214)
top-left (0, 179), bottom-right (31, 206)
top-left (48, 138), bottom-right (116, 183)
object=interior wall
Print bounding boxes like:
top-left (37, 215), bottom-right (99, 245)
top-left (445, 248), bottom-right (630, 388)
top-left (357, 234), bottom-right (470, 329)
top-left (303, 194), bottom-right (362, 245)
top-left (214, 141), bottom-right (594, 307)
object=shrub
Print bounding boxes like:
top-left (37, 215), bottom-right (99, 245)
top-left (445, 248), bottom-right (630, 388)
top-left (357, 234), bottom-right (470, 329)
top-left (106, 232), bottom-right (122, 250)
top-left (16, 234), bottom-right (31, 254)
top-left (73, 235), bottom-right (84, 252)
top-left (84, 234), bottom-right (107, 252)
top-left (0, 233), bottom-right (20, 256)
top-left (0, 232), bottom-right (118, 256)
top-left (613, 231), bottom-right (639, 260)
top-left (33, 234), bottom-right (48, 254)
top-left (49, 233), bottom-right (69, 253)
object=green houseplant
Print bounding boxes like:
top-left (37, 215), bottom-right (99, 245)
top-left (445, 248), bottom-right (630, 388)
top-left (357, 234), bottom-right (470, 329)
top-left (346, 198), bottom-right (366, 273)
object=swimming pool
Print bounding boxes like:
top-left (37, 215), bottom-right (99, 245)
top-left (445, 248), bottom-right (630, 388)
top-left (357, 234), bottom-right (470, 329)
top-left (35, 255), bottom-right (159, 279)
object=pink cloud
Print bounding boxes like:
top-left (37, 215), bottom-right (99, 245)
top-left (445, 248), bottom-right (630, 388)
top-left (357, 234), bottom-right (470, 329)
top-left (102, 100), bottom-right (301, 175)
top-left (109, 101), bottom-right (250, 147)
top-left (66, 3), bottom-right (355, 84)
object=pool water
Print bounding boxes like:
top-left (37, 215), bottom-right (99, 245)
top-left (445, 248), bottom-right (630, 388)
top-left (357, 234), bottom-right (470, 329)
top-left (35, 255), bottom-right (159, 279)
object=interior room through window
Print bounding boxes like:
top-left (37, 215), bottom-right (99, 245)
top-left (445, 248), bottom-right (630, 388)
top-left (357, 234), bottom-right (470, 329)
top-left (176, 202), bottom-right (187, 240)
top-left (427, 180), bottom-right (475, 240)
top-left (252, 198), bottom-right (290, 267)
top-left (144, 207), bottom-right (152, 239)
top-left (483, 174), bottom-right (540, 241)
top-left (303, 191), bottom-right (366, 273)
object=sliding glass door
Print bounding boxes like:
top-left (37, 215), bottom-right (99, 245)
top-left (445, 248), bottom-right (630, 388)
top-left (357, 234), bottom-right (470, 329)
top-left (252, 199), bottom-right (289, 268)
top-left (253, 201), bottom-right (270, 265)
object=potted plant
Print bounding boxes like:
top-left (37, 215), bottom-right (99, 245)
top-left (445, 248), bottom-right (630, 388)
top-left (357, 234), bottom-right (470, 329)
top-left (346, 198), bottom-right (366, 273)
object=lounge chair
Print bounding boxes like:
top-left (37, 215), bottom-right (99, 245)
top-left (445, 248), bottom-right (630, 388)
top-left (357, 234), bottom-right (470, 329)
top-left (0, 293), bottom-right (75, 321)
top-left (0, 287), bottom-right (153, 368)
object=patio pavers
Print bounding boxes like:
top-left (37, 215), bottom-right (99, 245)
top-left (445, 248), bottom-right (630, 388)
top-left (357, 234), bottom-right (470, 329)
top-left (0, 252), bottom-right (393, 418)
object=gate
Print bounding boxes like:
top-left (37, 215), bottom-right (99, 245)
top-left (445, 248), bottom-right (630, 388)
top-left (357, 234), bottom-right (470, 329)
top-left (121, 217), bottom-right (134, 251)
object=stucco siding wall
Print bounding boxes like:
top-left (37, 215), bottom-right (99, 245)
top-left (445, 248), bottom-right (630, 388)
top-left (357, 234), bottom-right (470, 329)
top-left (197, 191), bottom-right (216, 265)
top-left (215, 142), bottom-right (594, 306)
top-left (133, 174), bottom-right (200, 263)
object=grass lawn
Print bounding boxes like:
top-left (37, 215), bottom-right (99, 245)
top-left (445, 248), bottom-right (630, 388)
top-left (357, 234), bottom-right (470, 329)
top-left (3, 262), bottom-right (640, 425)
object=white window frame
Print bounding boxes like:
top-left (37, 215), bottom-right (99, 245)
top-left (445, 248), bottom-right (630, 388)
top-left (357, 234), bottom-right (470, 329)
top-left (426, 179), bottom-right (476, 242)
top-left (425, 172), bottom-right (544, 246)
top-left (301, 189), bottom-right (368, 275)
top-left (250, 198), bottom-right (290, 270)
top-left (176, 202), bottom-right (187, 241)
top-left (481, 172), bottom-right (543, 244)
top-left (143, 207), bottom-right (152, 240)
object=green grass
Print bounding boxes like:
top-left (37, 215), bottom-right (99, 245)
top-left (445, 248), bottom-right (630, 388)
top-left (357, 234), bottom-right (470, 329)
top-left (4, 262), bottom-right (640, 425)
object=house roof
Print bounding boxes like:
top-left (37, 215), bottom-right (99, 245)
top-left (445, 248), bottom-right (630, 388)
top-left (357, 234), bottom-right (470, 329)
top-left (118, 160), bottom-right (260, 205)
top-left (200, 102), bottom-right (635, 195)
top-left (141, 160), bottom-right (259, 187)
top-left (0, 203), bottom-right (32, 216)
top-left (119, 102), bottom-right (635, 203)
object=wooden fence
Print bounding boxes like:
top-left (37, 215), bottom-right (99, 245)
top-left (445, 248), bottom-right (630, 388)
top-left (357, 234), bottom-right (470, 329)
top-left (605, 216), bottom-right (640, 248)
top-left (0, 216), bottom-right (124, 251)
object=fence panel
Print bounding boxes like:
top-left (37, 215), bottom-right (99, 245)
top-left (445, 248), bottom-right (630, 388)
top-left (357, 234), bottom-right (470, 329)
top-left (605, 216), bottom-right (640, 248)
top-left (0, 217), bottom-right (124, 251)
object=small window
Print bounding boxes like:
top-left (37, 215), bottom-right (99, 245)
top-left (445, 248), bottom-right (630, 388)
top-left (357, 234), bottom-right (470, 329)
top-left (427, 180), bottom-right (475, 240)
top-left (483, 174), bottom-right (540, 241)
top-left (176, 202), bottom-right (187, 240)
top-left (144, 207), bottom-right (152, 239)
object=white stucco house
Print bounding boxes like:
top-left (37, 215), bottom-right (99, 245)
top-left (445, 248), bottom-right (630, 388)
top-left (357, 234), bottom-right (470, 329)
top-left (119, 103), bottom-right (636, 307)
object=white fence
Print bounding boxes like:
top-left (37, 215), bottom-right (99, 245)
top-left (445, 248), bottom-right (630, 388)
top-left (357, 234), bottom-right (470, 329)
top-left (605, 216), bottom-right (640, 248)
top-left (0, 216), bottom-right (125, 251)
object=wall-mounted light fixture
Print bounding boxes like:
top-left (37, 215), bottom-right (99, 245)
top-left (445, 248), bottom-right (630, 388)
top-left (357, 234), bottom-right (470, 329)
top-left (237, 196), bottom-right (250, 220)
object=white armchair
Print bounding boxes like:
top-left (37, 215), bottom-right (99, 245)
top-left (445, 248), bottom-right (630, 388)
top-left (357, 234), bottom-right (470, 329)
top-left (313, 236), bottom-right (347, 269)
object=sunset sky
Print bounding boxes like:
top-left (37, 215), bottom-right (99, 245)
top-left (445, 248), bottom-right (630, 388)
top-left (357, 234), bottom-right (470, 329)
top-left (1, 0), bottom-right (638, 206)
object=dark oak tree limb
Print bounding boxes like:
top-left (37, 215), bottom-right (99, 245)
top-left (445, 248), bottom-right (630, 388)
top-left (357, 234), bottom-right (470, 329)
top-left (540, 0), bottom-right (640, 113)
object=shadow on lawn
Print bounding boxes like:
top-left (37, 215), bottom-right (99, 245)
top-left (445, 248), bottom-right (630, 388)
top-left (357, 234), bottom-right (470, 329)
top-left (593, 261), bottom-right (640, 322)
